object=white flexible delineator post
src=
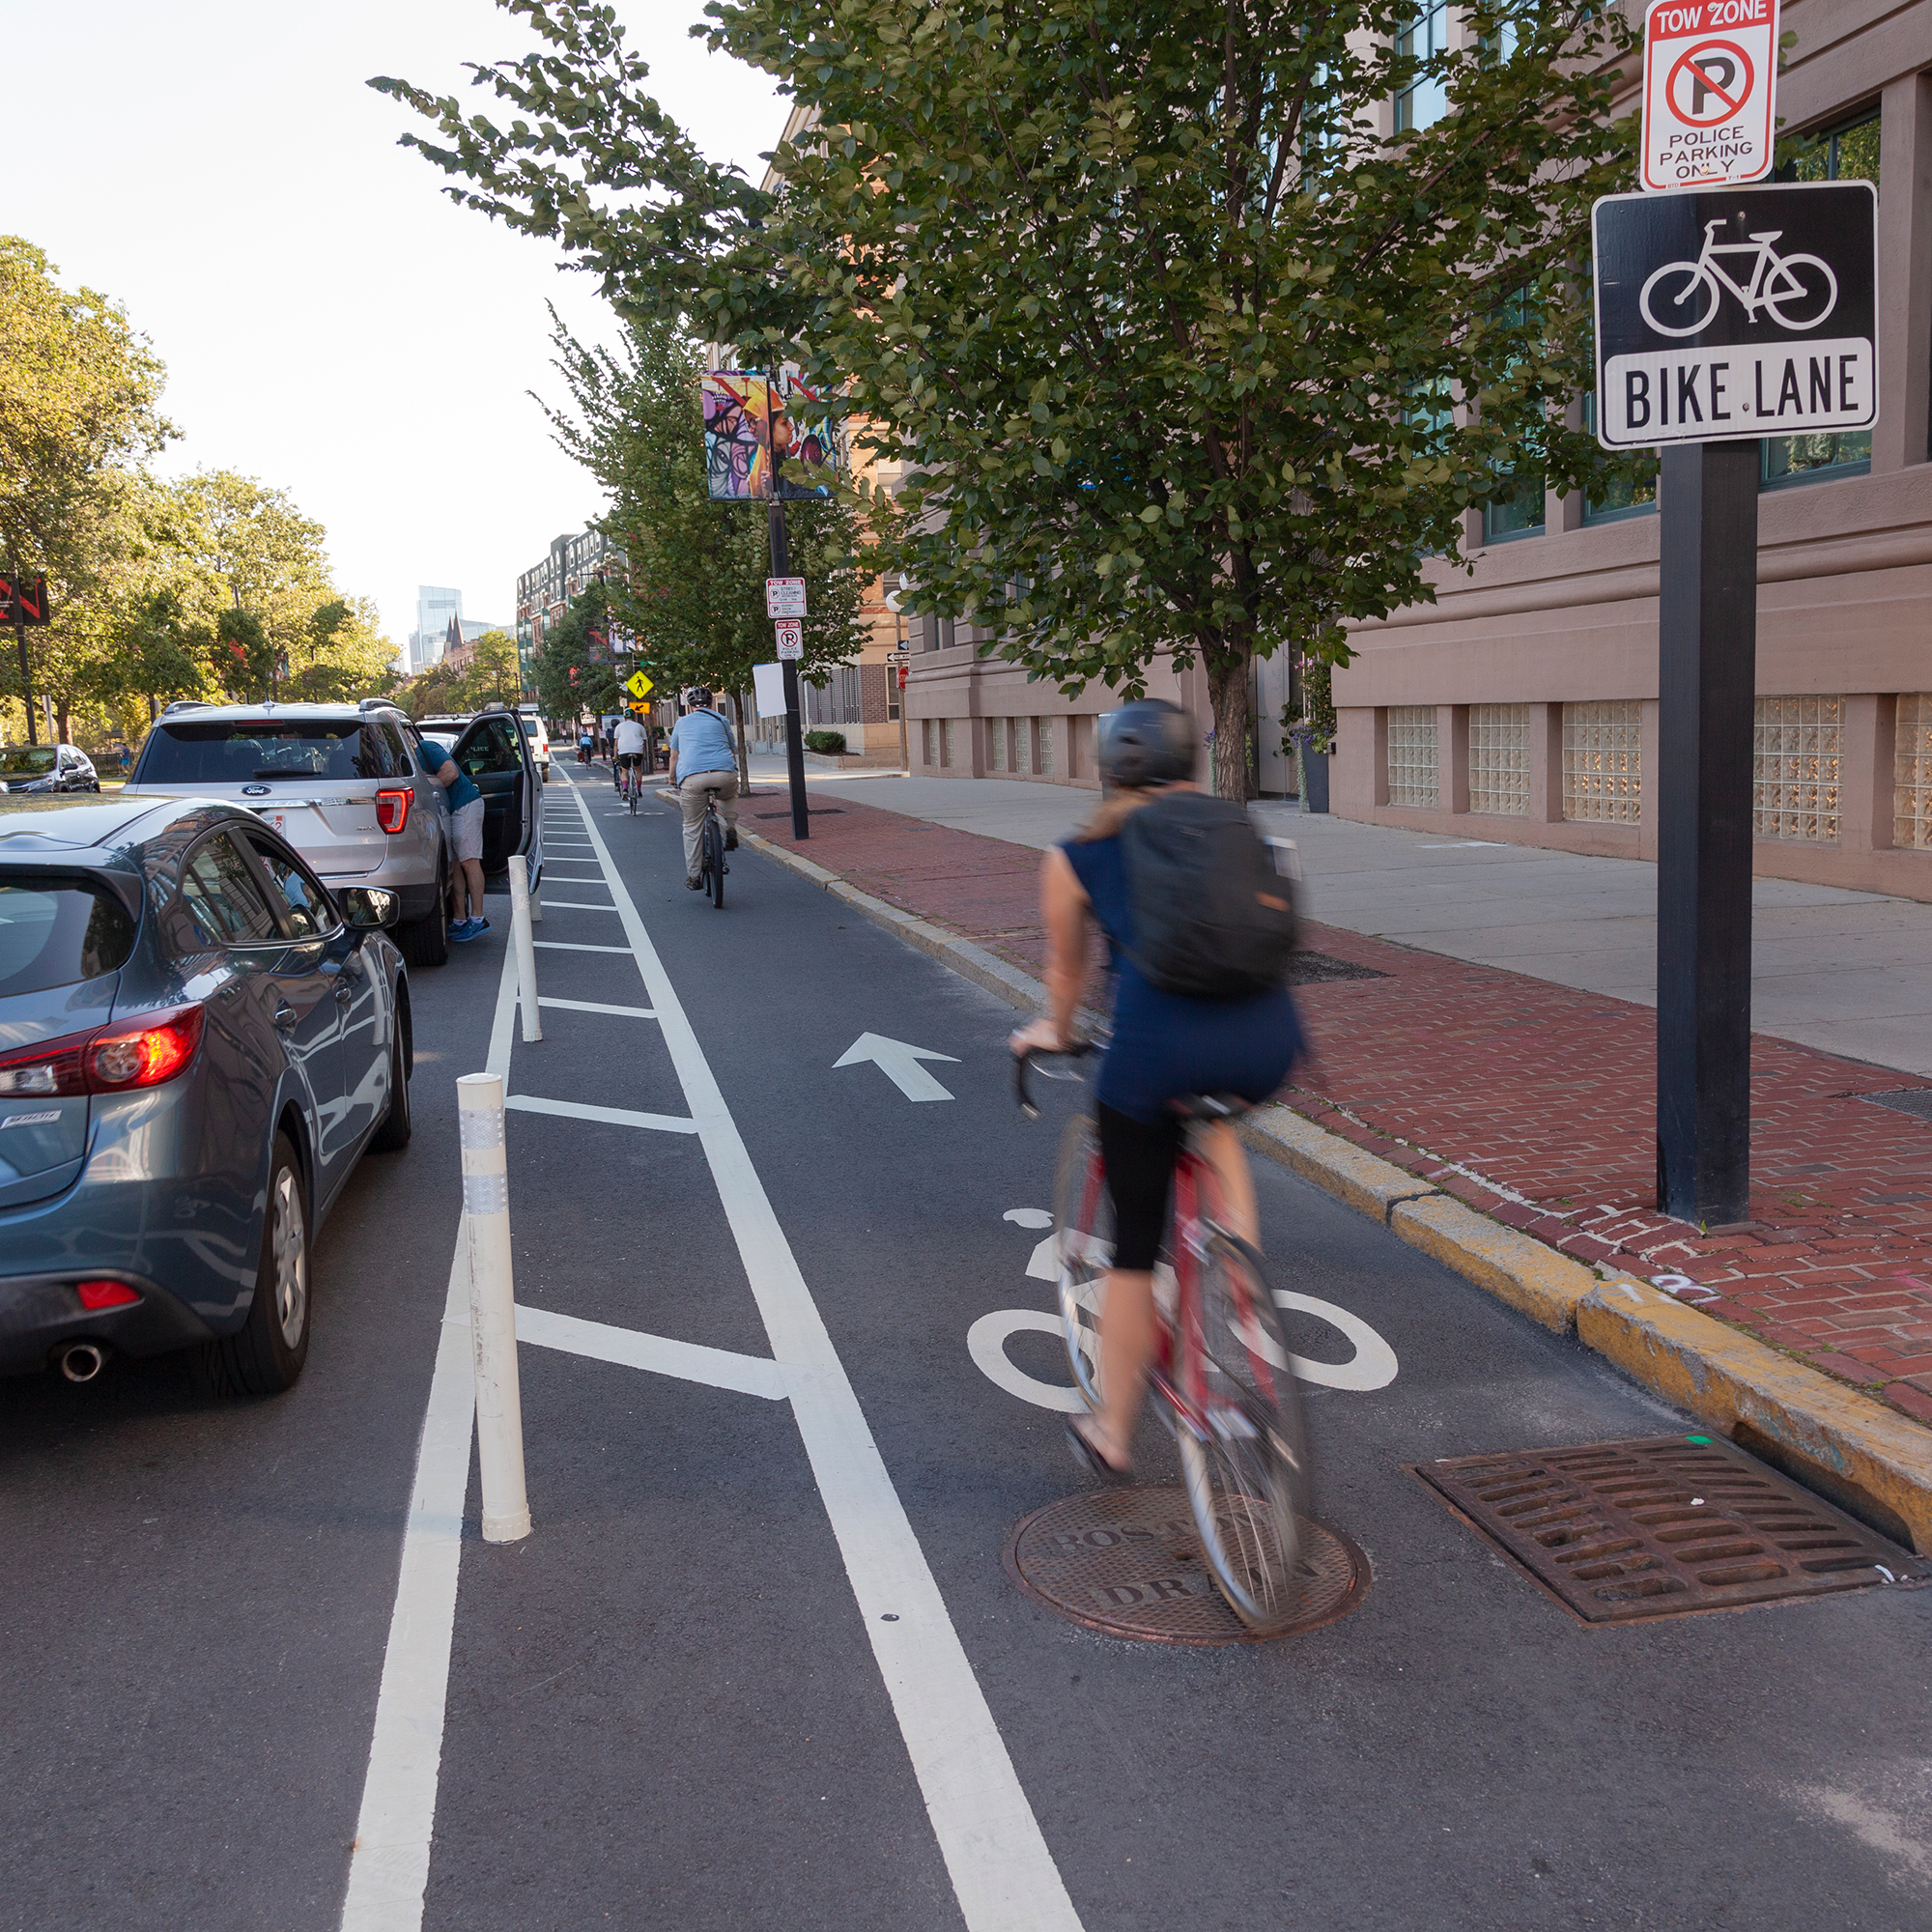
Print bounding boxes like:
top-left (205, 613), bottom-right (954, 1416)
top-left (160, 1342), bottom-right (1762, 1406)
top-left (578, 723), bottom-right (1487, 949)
top-left (507, 854), bottom-right (542, 1042)
top-left (457, 1072), bottom-right (531, 1544)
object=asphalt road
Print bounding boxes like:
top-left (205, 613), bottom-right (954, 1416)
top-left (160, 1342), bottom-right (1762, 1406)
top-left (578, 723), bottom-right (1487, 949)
top-left (4, 763), bottom-right (1929, 1932)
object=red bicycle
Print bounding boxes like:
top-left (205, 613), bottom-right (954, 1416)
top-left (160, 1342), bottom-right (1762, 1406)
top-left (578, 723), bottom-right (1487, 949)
top-left (1017, 1044), bottom-right (1313, 1633)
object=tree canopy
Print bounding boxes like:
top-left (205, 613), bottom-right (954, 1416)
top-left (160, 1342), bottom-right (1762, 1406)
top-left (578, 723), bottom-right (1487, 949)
top-left (384, 0), bottom-right (1638, 793)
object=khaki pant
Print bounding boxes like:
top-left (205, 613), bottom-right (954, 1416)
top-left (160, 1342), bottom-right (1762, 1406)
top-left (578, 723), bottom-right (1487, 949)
top-left (678, 769), bottom-right (739, 877)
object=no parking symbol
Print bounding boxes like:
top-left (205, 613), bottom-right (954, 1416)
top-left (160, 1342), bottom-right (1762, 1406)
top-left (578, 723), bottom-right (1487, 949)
top-left (1641, 0), bottom-right (1777, 192)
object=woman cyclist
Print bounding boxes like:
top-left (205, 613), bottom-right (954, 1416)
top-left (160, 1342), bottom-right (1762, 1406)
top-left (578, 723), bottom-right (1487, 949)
top-left (1009, 700), bottom-right (1303, 1479)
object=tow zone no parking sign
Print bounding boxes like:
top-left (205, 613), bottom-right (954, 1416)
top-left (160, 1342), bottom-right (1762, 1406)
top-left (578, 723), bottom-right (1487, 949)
top-left (1641, 0), bottom-right (1778, 192)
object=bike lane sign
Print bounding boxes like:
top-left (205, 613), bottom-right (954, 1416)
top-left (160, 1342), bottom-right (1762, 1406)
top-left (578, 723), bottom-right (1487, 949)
top-left (1592, 181), bottom-right (1877, 450)
top-left (1641, 0), bottom-right (1778, 192)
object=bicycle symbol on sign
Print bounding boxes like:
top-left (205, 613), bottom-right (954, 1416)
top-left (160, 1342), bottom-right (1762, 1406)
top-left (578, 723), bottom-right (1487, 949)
top-left (1638, 218), bottom-right (1838, 339)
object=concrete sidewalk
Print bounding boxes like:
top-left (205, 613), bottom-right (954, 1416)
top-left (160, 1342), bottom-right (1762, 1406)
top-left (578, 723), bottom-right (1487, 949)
top-left (785, 768), bottom-right (1932, 1078)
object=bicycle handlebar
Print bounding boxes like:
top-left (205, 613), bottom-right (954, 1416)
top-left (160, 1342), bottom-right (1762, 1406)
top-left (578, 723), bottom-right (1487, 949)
top-left (1012, 1037), bottom-right (1095, 1121)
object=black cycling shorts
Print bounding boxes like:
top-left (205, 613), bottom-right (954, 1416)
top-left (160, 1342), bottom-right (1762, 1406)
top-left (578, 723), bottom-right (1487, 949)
top-left (1096, 1102), bottom-right (1184, 1273)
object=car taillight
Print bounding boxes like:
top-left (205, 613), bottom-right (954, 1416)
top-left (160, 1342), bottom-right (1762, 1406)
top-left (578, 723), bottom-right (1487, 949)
top-left (75, 1280), bottom-right (140, 1311)
top-left (0, 1034), bottom-right (90, 1098)
top-left (86, 1005), bottom-right (205, 1091)
top-left (376, 787), bottom-right (413, 834)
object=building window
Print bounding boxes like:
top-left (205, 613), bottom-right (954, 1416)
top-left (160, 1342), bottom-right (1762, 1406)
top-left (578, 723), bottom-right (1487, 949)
top-left (1483, 478), bottom-right (1545, 544)
top-left (1015, 718), bottom-right (1034, 775)
top-left (887, 674), bottom-right (900, 724)
top-left (1754, 696), bottom-right (1842, 842)
top-left (1580, 395), bottom-right (1658, 524)
top-left (922, 719), bottom-right (936, 767)
top-left (988, 717), bottom-right (1006, 772)
top-left (1896, 695), bottom-right (1932, 849)
top-left (942, 718), bottom-right (958, 769)
top-left (1396, 5), bottom-right (1450, 132)
top-left (1386, 705), bottom-right (1439, 809)
top-left (1764, 108), bottom-right (1879, 489)
top-left (1562, 701), bottom-right (1643, 824)
top-left (1468, 703), bottom-right (1529, 814)
top-left (1037, 718), bottom-right (1055, 777)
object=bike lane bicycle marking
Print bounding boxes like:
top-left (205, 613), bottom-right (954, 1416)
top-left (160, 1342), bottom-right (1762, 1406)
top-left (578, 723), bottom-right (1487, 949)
top-left (555, 772), bottom-right (1087, 1932)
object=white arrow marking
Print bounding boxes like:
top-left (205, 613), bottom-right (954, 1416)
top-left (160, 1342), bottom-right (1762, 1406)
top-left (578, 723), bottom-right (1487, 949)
top-left (834, 1031), bottom-right (959, 1103)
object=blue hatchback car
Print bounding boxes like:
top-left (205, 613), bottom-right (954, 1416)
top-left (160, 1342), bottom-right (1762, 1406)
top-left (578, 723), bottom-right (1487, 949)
top-left (0, 793), bottom-right (412, 1393)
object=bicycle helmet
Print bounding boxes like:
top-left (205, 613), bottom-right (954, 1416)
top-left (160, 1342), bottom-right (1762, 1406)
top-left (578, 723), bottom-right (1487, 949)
top-left (1096, 698), bottom-right (1197, 788)
top-left (688, 686), bottom-right (713, 708)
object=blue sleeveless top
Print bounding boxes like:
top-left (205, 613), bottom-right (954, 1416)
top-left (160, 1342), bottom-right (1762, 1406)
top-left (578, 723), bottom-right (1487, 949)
top-left (1062, 831), bottom-right (1302, 1124)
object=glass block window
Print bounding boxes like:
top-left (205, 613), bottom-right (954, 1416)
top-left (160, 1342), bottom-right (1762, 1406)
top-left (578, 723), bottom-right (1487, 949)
top-left (1468, 704), bottom-right (1529, 814)
top-left (942, 718), bottom-right (959, 769)
top-left (1562, 700), bottom-right (1642, 824)
top-left (1036, 718), bottom-right (1055, 777)
top-left (1896, 695), bottom-right (1932, 849)
top-left (922, 719), bottom-right (936, 767)
top-left (1386, 706), bottom-right (1438, 809)
top-left (1019, 718), bottom-right (1037, 775)
top-left (1754, 696), bottom-right (1842, 841)
top-left (987, 718), bottom-right (1006, 772)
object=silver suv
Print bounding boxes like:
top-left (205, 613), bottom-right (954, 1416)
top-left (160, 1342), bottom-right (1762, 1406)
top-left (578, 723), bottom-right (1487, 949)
top-left (128, 700), bottom-right (456, 967)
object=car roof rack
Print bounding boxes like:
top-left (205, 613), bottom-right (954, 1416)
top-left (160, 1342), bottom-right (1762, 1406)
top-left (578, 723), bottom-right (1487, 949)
top-left (159, 699), bottom-right (211, 716)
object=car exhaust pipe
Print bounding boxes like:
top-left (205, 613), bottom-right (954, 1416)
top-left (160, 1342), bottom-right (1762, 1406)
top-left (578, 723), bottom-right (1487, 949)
top-left (57, 1342), bottom-right (106, 1384)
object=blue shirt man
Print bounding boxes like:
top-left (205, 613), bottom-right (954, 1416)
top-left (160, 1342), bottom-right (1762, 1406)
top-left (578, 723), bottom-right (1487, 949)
top-left (668, 706), bottom-right (736, 779)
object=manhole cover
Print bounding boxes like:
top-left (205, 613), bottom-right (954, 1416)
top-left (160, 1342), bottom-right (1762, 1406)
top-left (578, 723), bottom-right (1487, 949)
top-left (1003, 1485), bottom-right (1370, 1645)
top-left (1415, 1434), bottom-right (1931, 1624)
top-left (1861, 1088), bottom-right (1932, 1122)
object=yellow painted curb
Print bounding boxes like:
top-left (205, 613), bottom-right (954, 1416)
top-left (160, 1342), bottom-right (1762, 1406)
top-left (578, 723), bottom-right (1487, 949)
top-left (1241, 1104), bottom-right (1438, 1224)
top-left (1391, 1195), bottom-right (1599, 1335)
top-left (1580, 1279), bottom-right (1932, 1553)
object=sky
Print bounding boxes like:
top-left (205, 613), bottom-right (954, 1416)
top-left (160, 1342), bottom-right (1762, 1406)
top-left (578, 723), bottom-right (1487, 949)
top-left (2, 0), bottom-right (785, 662)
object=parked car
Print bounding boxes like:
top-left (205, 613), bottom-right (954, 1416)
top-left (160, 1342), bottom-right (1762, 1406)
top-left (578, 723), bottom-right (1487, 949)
top-left (129, 700), bottom-right (458, 968)
top-left (516, 706), bottom-right (551, 781)
top-left (0, 743), bottom-right (99, 795)
top-left (0, 792), bottom-right (412, 1393)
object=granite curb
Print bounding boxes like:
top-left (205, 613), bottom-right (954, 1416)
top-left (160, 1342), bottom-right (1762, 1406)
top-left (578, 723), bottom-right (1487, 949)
top-left (743, 826), bottom-right (1932, 1554)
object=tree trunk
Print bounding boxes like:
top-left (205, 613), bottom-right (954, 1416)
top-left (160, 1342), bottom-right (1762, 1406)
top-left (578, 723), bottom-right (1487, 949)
top-left (731, 689), bottom-right (751, 787)
top-left (1206, 650), bottom-right (1253, 802)
top-left (56, 700), bottom-right (71, 747)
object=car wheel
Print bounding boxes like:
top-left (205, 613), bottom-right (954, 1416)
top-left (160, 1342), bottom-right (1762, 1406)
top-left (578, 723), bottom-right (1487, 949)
top-left (397, 866), bottom-right (450, 969)
top-left (369, 990), bottom-right (413, 1152)
top-left (201, 1132), bottom-right (311, 1397)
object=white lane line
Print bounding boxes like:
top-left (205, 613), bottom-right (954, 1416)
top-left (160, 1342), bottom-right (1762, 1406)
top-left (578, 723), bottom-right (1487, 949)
top-left (532, 941), bottom-right (632, 954)
top-left (338, 935), bottom-right (521, 1931)
top-left (504, 1094), bottom-right (698, 1135)
top-left (536, 997), bottom-right (658, 1019)
top-left (514, 1304), bottom-right (797, 1400)
top-left (534, 900), bottom-right (618, 912)
top-left (564, 779), bottom-right (1084, 1932)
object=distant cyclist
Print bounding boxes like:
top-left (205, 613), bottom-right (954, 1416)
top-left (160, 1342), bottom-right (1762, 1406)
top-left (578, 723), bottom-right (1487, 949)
top-left (1009, 700), bottom-right (1303, 1478)
top-left (667, 687), bottom-right (740, 890)
top-left (613, 712), bottom-right (647, 797)
top-left (577, 724), bottom-right (594, 766)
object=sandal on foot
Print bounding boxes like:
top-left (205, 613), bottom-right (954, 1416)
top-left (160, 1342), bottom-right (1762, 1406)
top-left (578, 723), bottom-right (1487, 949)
top-left (1065, 1419), bottom-right (1133, 1485)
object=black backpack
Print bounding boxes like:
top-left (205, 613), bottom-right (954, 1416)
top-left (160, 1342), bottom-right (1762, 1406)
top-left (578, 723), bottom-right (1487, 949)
top-left (1119, 791), bottom-right (1298, 1001)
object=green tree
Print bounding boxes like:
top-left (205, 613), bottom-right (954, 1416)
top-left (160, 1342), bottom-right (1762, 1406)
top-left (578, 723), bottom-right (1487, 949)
top-left (377, 0), bottom-right (1638, 796)
top-left (0, 237), bottom-right (172, 741)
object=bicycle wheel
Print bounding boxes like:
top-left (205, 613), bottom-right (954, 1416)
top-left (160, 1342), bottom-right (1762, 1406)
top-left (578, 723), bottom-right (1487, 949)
top-left (1638, 261), bottom-right (1719, 338)
top-left (629, 771), bottom-right (639, 814)
top-left (1761, 251), bottom-right (1837, 331)
top-left (1052, 1112), bottom-right (1113, 1410)
top-left (705, 810), bottom-right (725, 908)
top-left (1176, 1231), bottom-right (1312, 1634)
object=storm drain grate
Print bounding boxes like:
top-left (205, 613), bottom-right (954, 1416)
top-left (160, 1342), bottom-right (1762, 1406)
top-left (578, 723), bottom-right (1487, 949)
top-left (1415, 1434), bottom-right (1930, 1624)
top-left (1003, 1485), bottom-right (1369, 1646)
top-left (1861, 1088), bottom-right (1932, 1122)
top-left (753, 807), bottom-right (845, 818)
top-left (1287, 952), bottom-right (1389, 984)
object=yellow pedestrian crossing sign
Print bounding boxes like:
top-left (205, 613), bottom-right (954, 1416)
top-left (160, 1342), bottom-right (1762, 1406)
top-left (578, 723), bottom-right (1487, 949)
top-left (626, 670), bottom-right (654, 700)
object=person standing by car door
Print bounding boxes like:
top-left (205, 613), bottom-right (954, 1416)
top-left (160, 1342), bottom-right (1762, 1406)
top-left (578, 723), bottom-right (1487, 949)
top-left (415, 737), bottom-right (489, 942)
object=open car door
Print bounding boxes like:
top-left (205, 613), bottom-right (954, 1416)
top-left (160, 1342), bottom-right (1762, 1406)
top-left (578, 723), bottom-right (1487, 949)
top-left (450, 710), bottom-right (542, 891)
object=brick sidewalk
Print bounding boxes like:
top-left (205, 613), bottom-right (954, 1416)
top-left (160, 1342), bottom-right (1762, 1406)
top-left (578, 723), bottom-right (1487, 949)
top-left (752, 789), bottom-right (1932, 1426)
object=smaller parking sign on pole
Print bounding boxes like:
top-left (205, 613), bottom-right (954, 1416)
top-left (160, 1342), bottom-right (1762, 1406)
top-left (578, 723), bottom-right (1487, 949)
top-left (1641, 0), bottom-right (1778, 192)
top-left (775, 618), bottom-right (804, 660)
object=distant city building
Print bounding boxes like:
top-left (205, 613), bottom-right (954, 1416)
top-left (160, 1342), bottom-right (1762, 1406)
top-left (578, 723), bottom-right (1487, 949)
top-left (411, 586), bottom-right (463, 674)
top-left (516, 529), bottom-right (627, 689)
top-left (440, 613), bottom-right (512, 675)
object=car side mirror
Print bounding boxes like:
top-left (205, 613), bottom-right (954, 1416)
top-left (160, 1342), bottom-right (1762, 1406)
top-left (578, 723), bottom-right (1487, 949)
top-left (337, 886), bottom-right (400, 929)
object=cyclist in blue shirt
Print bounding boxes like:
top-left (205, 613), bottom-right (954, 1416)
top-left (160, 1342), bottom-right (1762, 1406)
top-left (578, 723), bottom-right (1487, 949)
top-left (416, 737), bottom-right (489, 941)
top-left (667, 688), bottom-right (739, 889)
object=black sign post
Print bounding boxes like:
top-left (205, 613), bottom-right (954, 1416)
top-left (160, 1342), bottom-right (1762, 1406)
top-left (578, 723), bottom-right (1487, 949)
top-left (1593, 182), bottom-right (1878, 1224)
